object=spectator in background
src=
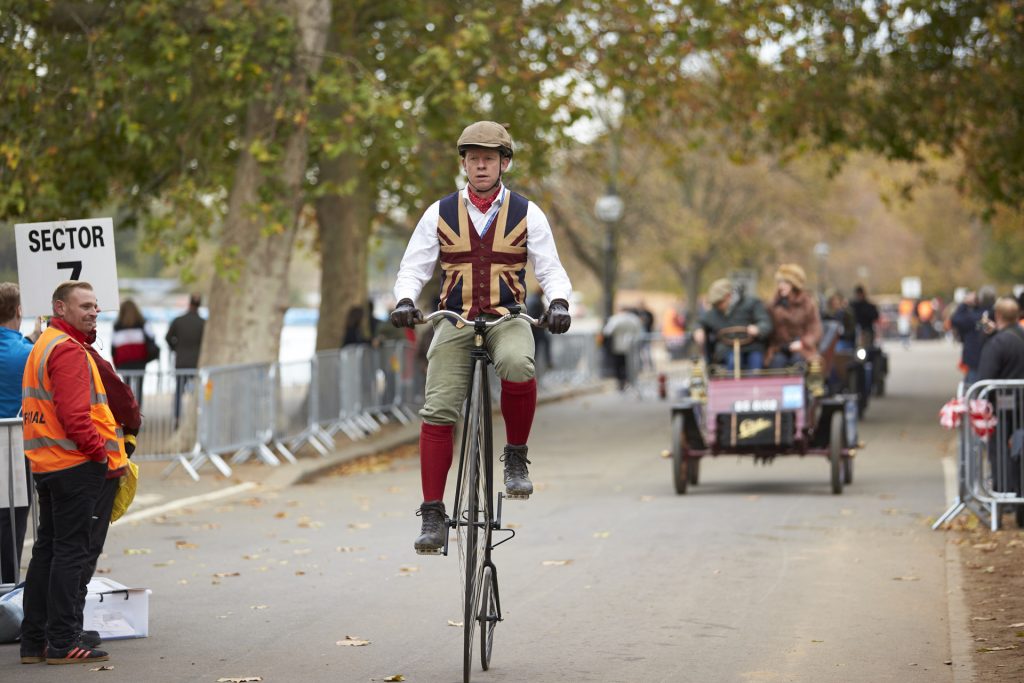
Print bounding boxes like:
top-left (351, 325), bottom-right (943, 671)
top-left (111, 299), bottom-right (158, 408)
top-left (849, 285), bottom-right (880, 348)
top-left (342, 305), bottom-right (369, 347)
top-left (165, 294), bottom-right (205, 425)
top-left (525, 288), bottom-right (551, 373)
top-left (977, 297), bottom-right (1024, 494)
top-left (603, 305), bottom-right (643, 391)
top-left (951, 286), bottom-right (996, 386)
top-left (0, 283), bottom-right (40, 586)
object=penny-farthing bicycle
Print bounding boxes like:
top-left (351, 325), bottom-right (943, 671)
top-left (416, 306), bottom-right (545, 683)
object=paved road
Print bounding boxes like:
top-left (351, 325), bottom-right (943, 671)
top-left (1, 342), bottom-right (963, 682)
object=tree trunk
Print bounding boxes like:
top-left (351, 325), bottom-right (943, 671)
top-left (199, 0), bottom-right (331, 367)
top-left (314, 151), bottom-right (372, 351)
top-left (684, 262), bottom-right (703, 326)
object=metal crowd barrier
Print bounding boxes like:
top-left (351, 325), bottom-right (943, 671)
top-left (2, 417), bottom-right (37, 594)
top-left (934, 379), bottom-right (1024, 531)
top-left (132, 333), bottom-right (603, 480)
top-left (624, 333), bottom-right (695, 400)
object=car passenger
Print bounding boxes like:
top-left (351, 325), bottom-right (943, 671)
top-left (692, 278), bottom-right (772, 371)
top-left (766, 264), bottom-right (822, 369)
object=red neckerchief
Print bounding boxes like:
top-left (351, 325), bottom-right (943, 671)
top-left (467, 185), bottom-right (500, 213)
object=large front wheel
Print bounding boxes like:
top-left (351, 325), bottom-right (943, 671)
top-left (478, 564), bottom-right (499, 670)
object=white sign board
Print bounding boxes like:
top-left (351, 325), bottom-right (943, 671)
top-left (900, 276), bottom-right (922, 300)
top-left (14, 217), bottom-right (120, 317)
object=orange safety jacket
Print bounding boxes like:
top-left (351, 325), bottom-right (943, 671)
top-left (22, 326), bottom-right (127, 474)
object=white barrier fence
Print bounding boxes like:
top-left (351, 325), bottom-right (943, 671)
top-left (130, 334), bottom-right (604, 480)
top-left (934, 379), bottom-right (1024, 531)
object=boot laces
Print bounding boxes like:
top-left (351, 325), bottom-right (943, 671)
top-left (501, 446), bottom-right (531, 479)
top-left (417, 503), bottom-right (445, 533)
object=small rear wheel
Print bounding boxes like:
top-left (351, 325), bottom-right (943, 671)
top-left (842, 455), bottom-right (854, 484)
top-left (687, 455), bottom-right (700, 486)
top-left (672, 413), bottom-right (688, 494)
top-left (830, 411), bottom-right (844, 495)
top-left (479, 565), bottom-right (498, 670)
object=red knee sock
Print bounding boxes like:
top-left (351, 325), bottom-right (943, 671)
top-left (500, 378), bottom-right (537, 446)
top-left (420, 422), bottom-right (455, 502)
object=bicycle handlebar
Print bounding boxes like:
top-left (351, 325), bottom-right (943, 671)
top-left (419, 308), bottom-right (546, 329)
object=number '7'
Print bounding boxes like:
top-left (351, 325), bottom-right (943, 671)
top-left (57, 261), bottom-right (83, 280)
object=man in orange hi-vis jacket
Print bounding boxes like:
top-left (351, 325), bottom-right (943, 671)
top-left (19, 281), bottom-right (126, 666)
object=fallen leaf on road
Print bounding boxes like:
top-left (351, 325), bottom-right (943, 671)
top-left (972, 616), bottom-right (997, 621)
top-left (972, 542), bottom-right (998, 552)
top-left (1008, 622), bottom-right (1024, 628)
top-left (295, 571), bottom-right (306, 576)
top-left (293, 548), bottom-right (312, 555)
top-left (243, 554), bottom-right (260, 560)
top-left (348, 522), bottom-right (372, 530)
top-left (1007, 539), bottom-right (1024, 548)
top-left (839, 509), bottom-right (854, 516)
top-left (242, 497), bottom-right (264, 507)
top-left (977, 646), bottom-right (1016, 653)
top-left (274, 511), bottom-right (287, 519)
top-left (882, 508), bottom-right (902, 515)
top-left (639, 495), bottom-right (655, 503)
top-left (178, 579), bottom-right (188, 585)
top-left (381, 676), bottom-right (406, 682)
top-left (216, 678), bottom-right (262, 682)
top-left (153, 561), bottom-right (175, 567)
top-left (175, 541), bottom-right (198, 550)
top-left (660, 449), bottom-right (670, 459)
top-left (398, 565), bottom-right (419, 574)
top-left (213, 572), bottom-right (240, 578)
top-left (448, 620), bottom-right (463, 627)
top-left (592, 532), bottom-right (610, 539)
top-left (95, 567), bottom-right (111, 574)
top-left (386, 486), bottom-right (403, 493)
top-left (336, 546), bottom-right (365, 553)
top-left (893, 576), bottom-right (920, 581)
top-left (811, 640), bottom-right (823, 643)
top-left (337, 636), bottom-right (370, 646)
top-left (297, 516), bottom-right (324, 529)
top-left (982, 566), bottom-right (996, 573)
top-left (542, 560), bottom-right (572, 566)
top-left (90, 665), bottom-right (114, 671)
top-left (506, 523), bottom-right (520, 529)
top-left (250, 605), bottom-right (268, 610)
top-left (123, 548), bottom-right (151, 555)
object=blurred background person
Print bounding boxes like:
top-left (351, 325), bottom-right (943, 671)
top-left (951, 286), bottom-right (996, 386)
top-left (165, 294), bottom-right (205, 425)
top-left (0, 283), bottom-right (40, 586)
top-left (111, 299), bottom-right (158, 409)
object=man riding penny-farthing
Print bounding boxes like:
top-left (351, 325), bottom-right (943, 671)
top-left (671, 266), bottom-right (860, 495)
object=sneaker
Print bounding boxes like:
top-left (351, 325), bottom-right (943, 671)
top-left (501, 444), bottom-right (533, 499)
top-left (78, 630), bottom-right (102, 648)
top-left (20, 642), bottom-right (45, 665)
top-left (45, 641), bottom-right (109, 665)
top-left (414, 501), bottom-right (447, 555)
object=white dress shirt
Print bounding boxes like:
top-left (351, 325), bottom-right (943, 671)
top-left (393, 183), bottom-right (572, 305)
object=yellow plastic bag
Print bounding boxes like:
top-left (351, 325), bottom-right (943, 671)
top-left (110, 460), bottom-right (139, 523)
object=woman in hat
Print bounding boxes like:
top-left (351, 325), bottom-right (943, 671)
top-left (766, 264), bottom-right (822, 368)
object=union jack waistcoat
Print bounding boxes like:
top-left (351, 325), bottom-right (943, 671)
top-left (436, 189), bottom-right (529, 322)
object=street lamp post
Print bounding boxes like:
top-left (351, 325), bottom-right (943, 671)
top-left (813, 241), bottom-right (830, 297)
top-left (594, 189), bottom-right (624, 322)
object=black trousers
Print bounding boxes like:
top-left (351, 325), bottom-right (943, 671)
top-left (21, 460), bottom-right (105, 648)
top-left (75, 476), bottom-right (120, 629)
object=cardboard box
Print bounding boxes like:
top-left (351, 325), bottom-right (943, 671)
top-left (83, 577), bottom-right (151, 640)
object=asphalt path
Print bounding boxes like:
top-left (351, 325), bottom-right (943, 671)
top-left (1, 341), bottom-right (963, 682)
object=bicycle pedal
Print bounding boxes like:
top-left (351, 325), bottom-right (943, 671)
top-left (504, 493), bottom-right (530, 500)
top-left (415, 547), bottom-right (443, 556)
